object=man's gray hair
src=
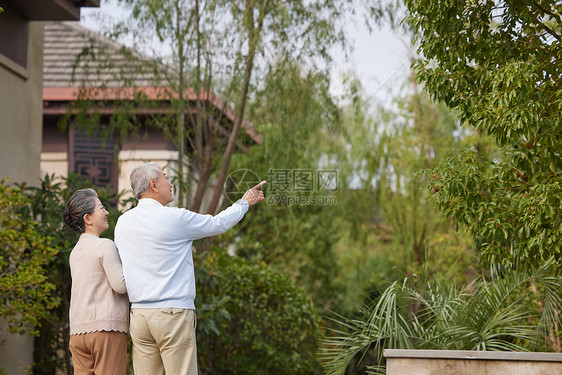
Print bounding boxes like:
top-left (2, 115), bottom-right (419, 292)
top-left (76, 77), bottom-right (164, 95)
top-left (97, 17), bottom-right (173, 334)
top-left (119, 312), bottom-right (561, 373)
top-left (130, 162), bottom-right (162, 199)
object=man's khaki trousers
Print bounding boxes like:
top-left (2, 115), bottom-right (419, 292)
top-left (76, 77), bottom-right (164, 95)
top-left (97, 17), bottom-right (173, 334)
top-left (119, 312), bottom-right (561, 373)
top-left (69, 331), bottom-right (127, 375)
top-left (130, 308), bottom-right (198, 375)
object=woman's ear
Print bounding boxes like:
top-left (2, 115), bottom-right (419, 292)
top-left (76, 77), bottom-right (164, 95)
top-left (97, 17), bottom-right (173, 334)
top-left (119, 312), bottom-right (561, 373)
top-left (83, 213), bottom-right (93, 226)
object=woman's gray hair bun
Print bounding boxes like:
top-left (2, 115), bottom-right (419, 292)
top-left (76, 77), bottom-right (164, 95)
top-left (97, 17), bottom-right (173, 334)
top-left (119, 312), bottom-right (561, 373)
top-left (62, 188), bottom-right (98, 233)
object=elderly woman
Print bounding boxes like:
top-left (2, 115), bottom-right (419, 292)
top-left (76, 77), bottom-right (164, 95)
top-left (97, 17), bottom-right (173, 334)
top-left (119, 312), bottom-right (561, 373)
top-left (63, 188), bottom-right (128, 375)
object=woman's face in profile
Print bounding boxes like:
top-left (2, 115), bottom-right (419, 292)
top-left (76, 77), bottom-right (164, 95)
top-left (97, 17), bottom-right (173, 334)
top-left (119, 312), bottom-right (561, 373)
top-left (87, 197), bottom-right (109, 234)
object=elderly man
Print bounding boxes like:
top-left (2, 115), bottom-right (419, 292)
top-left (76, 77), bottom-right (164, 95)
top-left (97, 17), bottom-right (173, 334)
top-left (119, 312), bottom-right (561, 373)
top-left (114, 162), bottom-right (265, 375)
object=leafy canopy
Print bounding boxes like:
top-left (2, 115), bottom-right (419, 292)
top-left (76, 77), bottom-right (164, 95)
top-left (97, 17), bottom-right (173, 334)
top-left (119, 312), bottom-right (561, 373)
top-left (405, 0), bottom-right (562, 267)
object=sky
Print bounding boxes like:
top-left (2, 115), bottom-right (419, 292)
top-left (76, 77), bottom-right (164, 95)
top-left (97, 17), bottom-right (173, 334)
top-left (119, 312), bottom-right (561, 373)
top-left (330, 21), bottom-right (411, 103)
top-left (80, 1), bottom-right (411, 107)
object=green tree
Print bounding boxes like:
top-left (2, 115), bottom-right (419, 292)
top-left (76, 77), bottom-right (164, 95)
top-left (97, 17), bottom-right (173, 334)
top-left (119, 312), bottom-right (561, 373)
top-left (404, 0), bottom-right (562, 268)
top-left (72, 0), bottom-right (351, 211)
top-left (0, 183), bottom-right (58, 337)
top-left (328, 72), bottom-right (489, 297)
top-left (202, 0), bottom-right (344, 214)
top-left (319, 4), bottom-right (562, 371)
top-left (219, 61), bottom-right (345, 314)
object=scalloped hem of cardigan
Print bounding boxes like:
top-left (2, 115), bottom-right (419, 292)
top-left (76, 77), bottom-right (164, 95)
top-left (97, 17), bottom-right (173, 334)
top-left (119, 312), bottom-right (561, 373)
top-left (70, 329), bottom-right (128, 336)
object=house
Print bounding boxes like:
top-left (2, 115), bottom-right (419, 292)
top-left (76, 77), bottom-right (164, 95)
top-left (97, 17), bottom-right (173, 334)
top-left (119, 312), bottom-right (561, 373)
top-left (0, 2), bottom-right (100, 375)
top-left (41, 22), bottom-right (261, 207)
top-left (0, 1), bottom-right (98, 185)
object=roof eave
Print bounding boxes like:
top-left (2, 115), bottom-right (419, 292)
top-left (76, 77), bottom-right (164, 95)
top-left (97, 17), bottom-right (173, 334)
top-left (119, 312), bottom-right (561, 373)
top-left (6, 0), bottom-right (100, 21)
top-left (43, 86), bottom-right (262, 146)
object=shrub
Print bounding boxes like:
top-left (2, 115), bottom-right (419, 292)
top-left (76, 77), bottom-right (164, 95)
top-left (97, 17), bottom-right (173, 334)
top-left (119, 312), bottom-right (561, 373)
top-left (0, 182), bottom-right (58, 336)
top-left (196, 248), bottom-right (323, 374)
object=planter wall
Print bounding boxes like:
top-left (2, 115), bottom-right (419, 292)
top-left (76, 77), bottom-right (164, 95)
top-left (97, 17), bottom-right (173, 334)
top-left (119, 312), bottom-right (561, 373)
top-left (384, 349), bottom-right (562, 375)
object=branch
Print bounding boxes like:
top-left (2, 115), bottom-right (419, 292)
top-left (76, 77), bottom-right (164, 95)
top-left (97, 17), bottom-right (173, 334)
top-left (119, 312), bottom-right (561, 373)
top-left (530, 0), bottom-right (562, 23)
top-left (529, 1), bottom-right (562, 43)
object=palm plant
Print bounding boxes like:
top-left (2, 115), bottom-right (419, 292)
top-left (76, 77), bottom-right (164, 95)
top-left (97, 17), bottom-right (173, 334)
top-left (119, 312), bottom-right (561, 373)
top-left (320, 258), bottom-right (562, 375)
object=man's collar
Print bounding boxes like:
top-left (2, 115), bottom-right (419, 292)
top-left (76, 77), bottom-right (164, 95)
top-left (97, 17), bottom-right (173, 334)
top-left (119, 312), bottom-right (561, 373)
top-left (138, 198), bottom-right (164, 206)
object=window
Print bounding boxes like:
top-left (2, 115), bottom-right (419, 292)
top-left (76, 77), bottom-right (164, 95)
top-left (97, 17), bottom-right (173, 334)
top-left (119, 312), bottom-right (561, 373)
top-left (0, 6), bottom-right (28, 69)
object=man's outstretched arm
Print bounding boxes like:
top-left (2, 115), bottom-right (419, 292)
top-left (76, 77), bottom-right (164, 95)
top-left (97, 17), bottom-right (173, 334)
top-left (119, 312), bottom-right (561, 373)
top-left (179, 181), bottom-right (267, 240)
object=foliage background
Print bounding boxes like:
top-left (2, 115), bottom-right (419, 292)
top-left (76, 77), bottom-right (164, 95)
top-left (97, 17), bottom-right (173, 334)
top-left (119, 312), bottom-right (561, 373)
top-left (2, 1), bottom-right (562, 374)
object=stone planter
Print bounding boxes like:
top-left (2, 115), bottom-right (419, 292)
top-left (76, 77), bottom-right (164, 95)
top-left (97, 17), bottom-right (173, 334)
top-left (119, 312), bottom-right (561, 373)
top-left (384, 349), bottom-right (562, 375)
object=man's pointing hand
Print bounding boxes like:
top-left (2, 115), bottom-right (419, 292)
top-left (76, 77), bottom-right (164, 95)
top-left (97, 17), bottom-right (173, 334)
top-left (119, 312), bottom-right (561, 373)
top-left (242, 181), bottom-right (266, 206)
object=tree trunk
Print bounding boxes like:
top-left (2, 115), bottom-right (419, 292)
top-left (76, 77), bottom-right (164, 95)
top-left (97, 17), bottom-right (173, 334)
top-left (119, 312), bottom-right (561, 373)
top-left (175, 0), bottom-right (187, 207)
top-left (191, 0), bottom-right (205, 209)
top-left (191, 131), bottom-right (214, 212)
top-left (206, 1), bottom-right (268, 214)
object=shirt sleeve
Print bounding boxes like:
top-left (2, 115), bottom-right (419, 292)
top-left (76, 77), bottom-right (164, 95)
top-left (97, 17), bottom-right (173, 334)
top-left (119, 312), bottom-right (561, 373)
top-left (99, 240), bottom-right (127, 294)
top-left (178, 200), bottom-right (249, 240)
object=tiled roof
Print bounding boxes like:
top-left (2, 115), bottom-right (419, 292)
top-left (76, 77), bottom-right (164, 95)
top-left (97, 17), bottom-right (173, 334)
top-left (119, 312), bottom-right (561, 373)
top-left (43, 22), bottom-right (262, 144)
top-left (44, 22), bottom-right (161, 88)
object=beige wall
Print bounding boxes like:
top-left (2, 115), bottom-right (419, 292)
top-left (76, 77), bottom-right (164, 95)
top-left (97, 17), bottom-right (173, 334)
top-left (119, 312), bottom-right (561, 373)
top-left (118, 150), bottom-right (219, 210)
top-left (387, 357), bottom-right (562, 375)
top-left (385, 350), bottom-right (562, 375)
top-left (0, 322), bottom-right (34, 375)
top-left (41, 149), bottom-right (222, 211)
top-left (41, 150), bottom-right (180, 194)
top-left (0, 22), bottom-right (44, 186)
top-left (0, 20), bottom-right (45, 375)
top-left (40, 151), bottom-right (68, 178)
top-left (41, 149), bottom-right (184, 203)
top-left (118, 149), bottom-right (179, 204)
